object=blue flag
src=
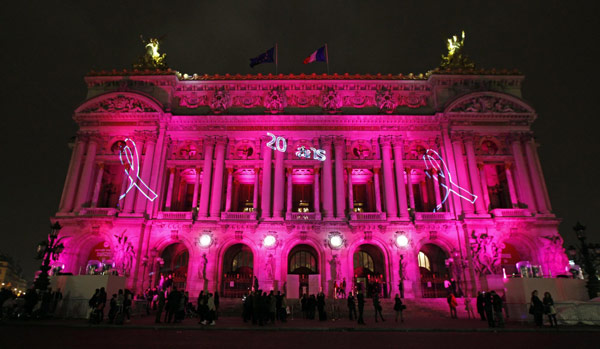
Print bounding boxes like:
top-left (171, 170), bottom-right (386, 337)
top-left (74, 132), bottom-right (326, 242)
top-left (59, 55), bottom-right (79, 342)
top-left (249, 47), bottom-right (275, 68)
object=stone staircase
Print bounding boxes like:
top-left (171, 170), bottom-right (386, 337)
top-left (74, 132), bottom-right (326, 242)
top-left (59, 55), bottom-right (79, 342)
top-left (216, 297), bottom-right (476, 319)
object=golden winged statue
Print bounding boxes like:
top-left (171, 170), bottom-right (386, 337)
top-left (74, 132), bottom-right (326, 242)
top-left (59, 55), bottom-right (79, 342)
top-left (133, 35), bottom-right (168, 70)
top-left (439, 31), bottom-right (475, 70)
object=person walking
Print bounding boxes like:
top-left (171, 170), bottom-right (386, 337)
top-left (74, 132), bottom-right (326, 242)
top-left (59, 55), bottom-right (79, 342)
top-left (543, 292), bottom-right (558, 327)
top-left (202, 293), bottom-right (216, 325)
top-left (491, 291), bottom-right (504, 328)
top-left (447, 293), bottom-right (458, 319)
top-left (530, 290), bottom-right (544, 327)
top-left (393, 294), bottom-right (404, 323)
top-left (476, 291), bottom-right (486, 321)
top-left (357, 291), bottom-right (365, 325)
top-left (373, 293), bottom-right (385, 322)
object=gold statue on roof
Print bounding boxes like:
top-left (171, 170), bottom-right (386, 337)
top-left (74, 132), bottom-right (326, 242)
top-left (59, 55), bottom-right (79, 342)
top-left (439, 31), bottom-right (475, 70)
top-left (133, 35), bottom-right (168, 70)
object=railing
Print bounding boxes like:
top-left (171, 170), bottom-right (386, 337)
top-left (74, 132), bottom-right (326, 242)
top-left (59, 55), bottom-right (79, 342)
top-left (157, 211), bottom-right (193, 220)
top-left (286, 212), bottom-right (320, 221)
top-left (414, 212), bottom-right (453, 220)
top-left (491, 208), bottom-right (531, 217)
top-left (79, 208), bottom-right (118, 216)
top-left (221, 211), bottom-right (257, 220)
top-left (350, 212), bottom-right (387, 221)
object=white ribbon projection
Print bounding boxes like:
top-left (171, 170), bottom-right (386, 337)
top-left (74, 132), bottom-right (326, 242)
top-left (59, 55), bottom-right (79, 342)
top-left (119, 138), bottom-right (158, 202)
top-left (422, 149), bottom-right (477, 212)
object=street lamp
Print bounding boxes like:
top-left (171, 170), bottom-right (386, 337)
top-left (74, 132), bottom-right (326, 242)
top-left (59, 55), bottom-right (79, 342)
top-left (34, 222), bottom-right (66, 291)
top-left (569, 222), bottom-right (600, 299)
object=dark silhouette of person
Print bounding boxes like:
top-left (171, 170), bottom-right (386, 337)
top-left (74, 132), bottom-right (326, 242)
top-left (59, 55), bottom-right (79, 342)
top-left (484, 291), bottom-right (494, 327)
top-left (347, 292), bottom-right (357, 320)
top-left (357, 291), bottom-right (365, 325)
top-left (317, 291), bottom-right (326, 321)
top-left (476, 291), bottom-right (486, 321)
top-left (530, 290), bottom-right (544, 326)
top-left (373, 293), bottom-right (385, 322)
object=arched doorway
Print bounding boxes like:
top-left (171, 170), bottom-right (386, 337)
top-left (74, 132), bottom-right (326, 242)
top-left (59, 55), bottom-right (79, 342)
top-left (353, 244), bottom-right (387, 298)
top-left (84, 240), bottom-right (112, 275)
top-left (419, 243), bottom-right (450, 298)
top-left (159, 243), bottom-right (189, 291)
top-left (222, 244), bottom-right (254, 298)
top-left (288, 244), bottom-right (319, 296)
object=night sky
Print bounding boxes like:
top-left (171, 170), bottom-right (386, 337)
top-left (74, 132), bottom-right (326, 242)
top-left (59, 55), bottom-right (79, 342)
top-left (1, 1), bottom-right (598, 280)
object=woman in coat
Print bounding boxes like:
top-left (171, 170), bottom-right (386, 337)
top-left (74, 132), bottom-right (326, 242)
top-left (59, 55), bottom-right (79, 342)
top-left (543, 292), bottom-right (558, 327)
top-left (393, 294), bottom-right (404, 322)
top-left (530, 290), bottom-right (544, 326)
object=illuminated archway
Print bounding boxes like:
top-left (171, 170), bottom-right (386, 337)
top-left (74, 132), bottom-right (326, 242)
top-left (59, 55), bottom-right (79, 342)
top-left (222, 244), bottom-right (254, 298)
top-left (353, 244), bottom-right (387, 298)
top-left (418, 243), bottom-right (450, 298)
top-left (288, 244), bottom-right (319, 296)
top-left (159, 243), bottom-right (189, 291)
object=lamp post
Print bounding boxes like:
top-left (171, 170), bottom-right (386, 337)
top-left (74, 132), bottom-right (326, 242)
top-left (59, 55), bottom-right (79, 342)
top-left (568, 222), bottom-right (600, 299)
top-left (34, 222), bottom-right (65, 291)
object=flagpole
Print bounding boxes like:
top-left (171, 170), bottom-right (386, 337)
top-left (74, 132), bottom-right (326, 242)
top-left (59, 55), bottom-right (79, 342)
top-left (325, 43), bottom-right (330, 75)
top-left (275, 43), bottom-right (278, 75)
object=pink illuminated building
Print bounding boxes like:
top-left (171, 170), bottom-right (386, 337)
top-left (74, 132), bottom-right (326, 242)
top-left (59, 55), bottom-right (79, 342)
top-left (52, 68), bottom-right (568, 299)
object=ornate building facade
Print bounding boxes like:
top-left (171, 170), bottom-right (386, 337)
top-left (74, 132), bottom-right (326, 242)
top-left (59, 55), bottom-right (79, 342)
top-left (52, 69), bottom-right (568, 299)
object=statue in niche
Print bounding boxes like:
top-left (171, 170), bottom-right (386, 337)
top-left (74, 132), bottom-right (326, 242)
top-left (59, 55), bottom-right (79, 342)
top-left (113, 230), bottom-right (135, 276)
top-left (470, 231), bottom-right (504, 275)
top-left (198, 253), bottom-right (208, 281)
top-left (264, 254), bottom-right (274, 280)
top-left (329, 255), bottom-right (341, 281)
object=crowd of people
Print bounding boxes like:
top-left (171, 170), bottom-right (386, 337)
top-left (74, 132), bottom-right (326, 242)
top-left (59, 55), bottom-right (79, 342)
top-left (0, 286), bottom-right (62, 320)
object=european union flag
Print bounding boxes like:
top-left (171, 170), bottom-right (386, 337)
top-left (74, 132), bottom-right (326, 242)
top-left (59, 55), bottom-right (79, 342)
top-left (249, 47), bottom-right (275, 68)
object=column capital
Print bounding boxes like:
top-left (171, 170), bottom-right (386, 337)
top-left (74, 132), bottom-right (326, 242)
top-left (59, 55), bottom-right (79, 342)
top-left (504, 161), bottom-right (513, 170)
top-left (333, 136), bottom-right (346, 147)
top-left (320, 136), bottom-right (333, 146)
top-left (462, 132), bottom-right (475, 144)
top-left (227, 167), bottom-right (234, 174)
top-left (286, 167), bottom-right (293, 175)
top-left (379, 135), bottom-right (393, 147)
top-left (204, 136), bottom-right (215, 146)
top-left (520, 132), bottom-right (534, 143)
top-left (372, 167), bottom-right (380, 174)
top-left (313, 167), bottom-right (320, 174)
top-left (168, 167), bottom-right (176, 174)
top-left (392, 136), bottom-right (404, 148)
top-left (215, 136), bottom-right (228, 146)
top-left (97, 162), bottom-right (105, 169)
top-left (477, 162), bottom-right (485, 170)
top-left (450, 133), bottom-right (464, 143)
top-left (506, 132), bottom-right (522, 144)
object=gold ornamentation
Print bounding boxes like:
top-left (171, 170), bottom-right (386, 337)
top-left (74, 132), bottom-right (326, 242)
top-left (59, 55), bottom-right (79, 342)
top-left (133, 36), bottom-right (168, 70)
top-left (439, 31), bottom-right (475, 70)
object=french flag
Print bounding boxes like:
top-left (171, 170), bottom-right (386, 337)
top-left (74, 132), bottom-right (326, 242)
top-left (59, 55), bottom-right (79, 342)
top-left (303, 46), bottom-right (327, 64)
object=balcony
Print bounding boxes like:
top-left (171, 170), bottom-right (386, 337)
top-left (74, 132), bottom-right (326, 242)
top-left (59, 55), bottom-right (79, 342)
top-left (350, 212), bottom-right (387, 221)
top-left (414, 212), bottom-right (454, 221)
top-left (221, 211), bottom-right (257, 220)
top-left (79, 208), bottom-right (119, 216)
top-left (157, 211), bottom-right (193, 220)
top-left (491, 208), bottom-right (532, 217)
top-left (286, 212), bottom-right (321, 221)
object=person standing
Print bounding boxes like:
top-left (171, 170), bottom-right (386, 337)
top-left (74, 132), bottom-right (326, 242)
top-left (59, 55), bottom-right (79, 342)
top-left (543, 292), bottom-right (558, 327)
top-left (317, 291), bottom-right (326, 321)
top-left (373, 293), bottom-right (385, 322)
top-left (347, 292), bottom-right (357, 320)
top-left (484, 292), bottom-right (494, 327)
top-left (214, 291), bottom-right (220, 320)
top-left (491, 291), bottom-right (504, 328)
top-left (357, 291), bottom-right (365, 325)
top-left (530, 290), bottom-right (544, 327)
top-left (155, 290), bottom-right (165, 323)
top-left (447, 293), bottom-right (458, 319)
top-left (393, 294), bottom-right (404, 323)
top-left (202, 293), bottom-right (216, 325)
top-left (464, 296), bottom-right (474, 319)
top-left (476, 291), bottom-right (486, 321)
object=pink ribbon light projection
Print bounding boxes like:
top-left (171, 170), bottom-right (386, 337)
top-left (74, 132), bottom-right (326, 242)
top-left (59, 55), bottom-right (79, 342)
top-left (422, 149), bottom-right (477, 212)
top-left (118, 138), bottom-right (158, 202)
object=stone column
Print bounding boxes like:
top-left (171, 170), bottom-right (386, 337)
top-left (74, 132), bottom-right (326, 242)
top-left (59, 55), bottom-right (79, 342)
top-left (135, 136), bottom-right (157, 213)
top-left (379, 136), bottom-right (398, 218)
top-left (91, 163), bottom-right (104, 208)
top-left (164, 167), bottom-right (175, 211)
top-left (334, 137), bottom-right (346, 218)
top-left (510, 135), bottom-right (536, 211)
top-left (504, 162), bottom-right (519, 208)
top-left (373, 168), bottom-right (382, 213)
top-left (392, 137), bottom-right (409, 218)
top-left (313, 168), bottom-right (320, 214)
top-left (420, 179), bottom-right (429, 207)
top-left (478, 164), bottom-right (490, 212)
top-left (432, 169), bottom-right (442, 211)
top-left (253, 167), bottom-right (260, 212)
top-left (523, 135), bottom-right (549, 213)
top-left (272, 146), bottom-right (285, 219)
top-left (74, 136), bottom-right (99, 210)
top-left (286, 168), bottom-right (293, 214)
top-left (59, 137), bottom-right (86, 213)
top-left (347, 167), bottom-right (354, 212)
top-left (192, 166), bottom-right (201, 210)
top-left (261, 136), bottom-right (273, 219)
top-left (464, 135), bottom-right (486, 214)
top-left (321, 137), bottom-right (334, 219)
top-left (451, 134), bottom-right (474, 214)
top-left (224, 168), bottom-right (234, 212)
top-left (209, 137), bottom-right (227, 218)
top-left (406, 167), bottom-right (415, 210)
top-left (198, 138), bottom-right (215, 218)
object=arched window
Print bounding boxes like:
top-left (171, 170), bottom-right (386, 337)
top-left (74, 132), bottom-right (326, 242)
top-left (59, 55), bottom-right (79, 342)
top-left (232, 250), bottom-right (253, 272)
top-left (289, 250), bottom-right (317, 274)
top-left (353, 251), bottom-right (374, 272)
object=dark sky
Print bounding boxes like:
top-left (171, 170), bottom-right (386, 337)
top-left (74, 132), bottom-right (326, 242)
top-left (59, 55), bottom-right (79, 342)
top-left (1, 1), bottom-right (599, 280)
